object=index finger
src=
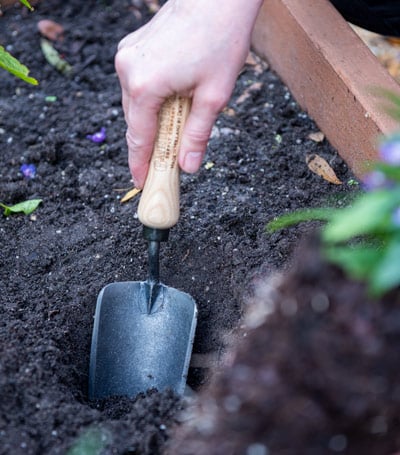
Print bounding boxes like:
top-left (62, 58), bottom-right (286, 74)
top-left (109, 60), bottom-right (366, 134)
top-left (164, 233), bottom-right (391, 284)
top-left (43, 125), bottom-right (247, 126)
top-left (122, 89), bottom-right (163, 188)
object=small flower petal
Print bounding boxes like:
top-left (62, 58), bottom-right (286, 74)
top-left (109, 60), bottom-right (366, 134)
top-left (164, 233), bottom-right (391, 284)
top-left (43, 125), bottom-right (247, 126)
top-left (20, 163), bottom-right (37, 179)
top-left (86, 127), bottom-right (106, 143)
top-left (379, 138), bottom-right (400, 164)
top-left (362, 170), bottom-right (388, 191)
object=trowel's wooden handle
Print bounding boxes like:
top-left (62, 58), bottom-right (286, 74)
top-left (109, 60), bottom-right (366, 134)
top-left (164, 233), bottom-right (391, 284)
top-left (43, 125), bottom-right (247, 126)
top-left (138, 95), bottom-right (191, 229)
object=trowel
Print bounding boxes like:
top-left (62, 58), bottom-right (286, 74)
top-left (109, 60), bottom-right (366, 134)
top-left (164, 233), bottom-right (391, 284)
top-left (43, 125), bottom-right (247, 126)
top-left (89, 95), bottom-right (197, 399)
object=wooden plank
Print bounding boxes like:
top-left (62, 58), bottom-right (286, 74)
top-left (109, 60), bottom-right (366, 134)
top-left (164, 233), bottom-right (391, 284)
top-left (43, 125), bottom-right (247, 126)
top-left (251, 0), bottom-right (400, 178)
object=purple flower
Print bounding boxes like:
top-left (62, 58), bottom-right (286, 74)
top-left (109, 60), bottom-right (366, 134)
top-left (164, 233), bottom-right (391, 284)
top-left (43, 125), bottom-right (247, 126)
top-left (86, 127), bottom-right (106, 143)
top-left (379, 137), bottom-right (400, 164)
top-left (362, 170), bottom-right (388, 191)
top-left (392, 206), bottom-right (400, 226)
top-left (20, 163), bottom-right (36, 179)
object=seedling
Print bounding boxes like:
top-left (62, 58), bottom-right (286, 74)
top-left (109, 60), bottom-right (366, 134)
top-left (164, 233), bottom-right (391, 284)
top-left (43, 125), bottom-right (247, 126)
top-left (17, 0), bottom-right (33, 10)
top-left (267, 93), bottom-right (400, 297)
top-left (1, 199), bottom-right (42, 216)
top-left (0, 46), bottom-right (38, 85)
top-left (0, 0), bottom-right (38, 85)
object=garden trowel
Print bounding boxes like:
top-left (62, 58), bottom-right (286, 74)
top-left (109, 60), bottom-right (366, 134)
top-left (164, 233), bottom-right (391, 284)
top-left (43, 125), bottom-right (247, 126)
top-left (89, 95), bottom-right (197, 399)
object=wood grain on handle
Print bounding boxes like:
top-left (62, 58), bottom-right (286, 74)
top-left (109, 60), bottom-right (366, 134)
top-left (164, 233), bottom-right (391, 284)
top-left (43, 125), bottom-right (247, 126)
top-left (138, 95), bottom-right (191, 229)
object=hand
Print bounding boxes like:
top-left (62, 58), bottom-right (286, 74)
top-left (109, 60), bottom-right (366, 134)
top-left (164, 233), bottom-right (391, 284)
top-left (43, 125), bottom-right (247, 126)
top-left (115, 0), bottom-right (263, 188)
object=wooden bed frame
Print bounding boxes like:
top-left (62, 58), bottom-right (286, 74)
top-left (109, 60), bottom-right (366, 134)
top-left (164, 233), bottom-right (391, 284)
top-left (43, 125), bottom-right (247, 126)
top-left (252, 0), bottom-right (400, 177)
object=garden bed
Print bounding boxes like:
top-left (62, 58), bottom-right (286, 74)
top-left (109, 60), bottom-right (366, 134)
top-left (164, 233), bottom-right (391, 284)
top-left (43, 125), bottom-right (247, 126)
top-left (0, 1), bottom-right (356, 453)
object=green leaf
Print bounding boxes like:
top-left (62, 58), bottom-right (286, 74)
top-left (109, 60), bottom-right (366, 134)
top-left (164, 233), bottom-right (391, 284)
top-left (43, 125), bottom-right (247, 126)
top-left (266, 208), bottom-right (334, 233)
top-left (0, 46), bottom-right (38, 85)
top-left (18, 0), bottom-right (34, 10)
top-left (373, 162), bottom-right (400, 183)
top-left (0, 199), bottom-right (42, 216)
top-left (322, 189), bottom-right (400, 243)
top-left (370, 236), bottom-right (400, 296)
top-left (324, 244), bottom-right (382, 281)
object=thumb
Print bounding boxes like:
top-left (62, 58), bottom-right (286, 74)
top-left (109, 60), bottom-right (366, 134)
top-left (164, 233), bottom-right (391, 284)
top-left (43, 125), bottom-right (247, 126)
top-left (179, 92), bottom-right (226, 173)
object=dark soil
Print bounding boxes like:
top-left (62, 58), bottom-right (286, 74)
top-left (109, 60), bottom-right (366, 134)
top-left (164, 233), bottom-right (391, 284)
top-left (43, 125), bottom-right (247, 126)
top-left (0, 1), bottom-right (358, 454)
top-left (168, 235), bottom-right (400, 455)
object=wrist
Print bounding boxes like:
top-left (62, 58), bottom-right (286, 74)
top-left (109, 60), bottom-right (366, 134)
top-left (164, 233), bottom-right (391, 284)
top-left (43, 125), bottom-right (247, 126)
top-left (175, 0), bottom-right (263, 26)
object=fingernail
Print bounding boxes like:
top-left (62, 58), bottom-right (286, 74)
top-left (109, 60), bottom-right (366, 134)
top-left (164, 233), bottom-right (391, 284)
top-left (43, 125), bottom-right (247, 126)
top-left (183, 151), bottom-right (203, 173)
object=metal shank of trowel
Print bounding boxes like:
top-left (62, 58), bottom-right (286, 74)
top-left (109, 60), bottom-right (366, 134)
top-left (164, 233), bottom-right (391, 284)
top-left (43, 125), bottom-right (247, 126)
top-left (143, 226), bottom-right (169, 285)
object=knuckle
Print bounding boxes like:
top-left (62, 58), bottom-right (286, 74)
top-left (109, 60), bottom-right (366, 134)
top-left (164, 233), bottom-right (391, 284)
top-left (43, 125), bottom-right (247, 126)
top-left (125, 130), bottom-right (151, 158)
top-left (202, 91), bottom-right (229, 114)
top-left (115, 52), bottom-right (160, 101)
top-left (114, 47), bottom-right (130, 73)
top-left (124, 76), bottom-right (150, 100)
top-left (116, 37), bottom-right (126, 52)
top-left (126, 129), bottom-right (142, 148)
top-left (128, 82), bottom-right (145, 100)
top-left (115, 54), bottom-right (146, 97)
top-left (186, 127), bottom-right (211, 145)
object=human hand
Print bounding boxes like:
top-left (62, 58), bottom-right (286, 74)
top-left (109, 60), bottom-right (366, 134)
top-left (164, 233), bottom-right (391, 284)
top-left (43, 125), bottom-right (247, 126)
top-left (115, 0), bottom-right (263, 188)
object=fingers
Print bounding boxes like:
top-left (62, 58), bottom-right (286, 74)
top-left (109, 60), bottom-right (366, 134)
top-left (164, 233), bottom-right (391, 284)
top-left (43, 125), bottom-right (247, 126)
top-left (116, 39), bottom-right (230, 181)
top-left (125, 89), bottom-right (226, 186)
top-left (116, 47), bottom-right (164, 188)
top-left (179, 88), bottom-right (228, 173)
top-left (124, 93), bottom-right (163, 188)
top-left (120, 80), bottom-right (229, 184)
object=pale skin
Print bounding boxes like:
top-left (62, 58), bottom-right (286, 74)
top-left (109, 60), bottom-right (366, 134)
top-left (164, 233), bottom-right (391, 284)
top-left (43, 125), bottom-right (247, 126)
top-left (115, 0), bottom-right (263, 188)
